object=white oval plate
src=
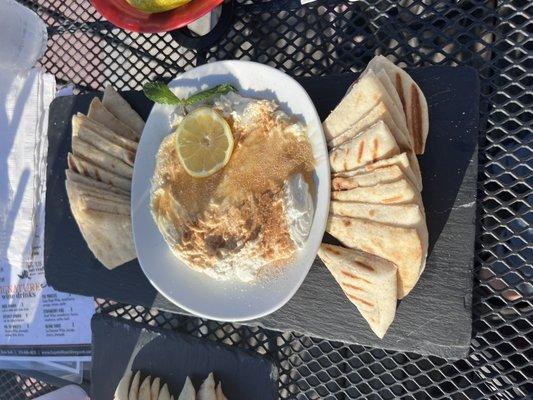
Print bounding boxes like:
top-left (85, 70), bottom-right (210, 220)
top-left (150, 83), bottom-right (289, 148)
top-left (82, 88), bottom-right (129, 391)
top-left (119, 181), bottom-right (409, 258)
top-left (132, 60), bottom-right (330, 322)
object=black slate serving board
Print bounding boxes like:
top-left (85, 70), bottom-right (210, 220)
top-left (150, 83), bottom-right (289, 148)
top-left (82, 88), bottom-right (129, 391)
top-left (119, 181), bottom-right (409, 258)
top-left (45, 67), bottom-right (479, 359)
top-left (91, 314), bottom-right (278, 400)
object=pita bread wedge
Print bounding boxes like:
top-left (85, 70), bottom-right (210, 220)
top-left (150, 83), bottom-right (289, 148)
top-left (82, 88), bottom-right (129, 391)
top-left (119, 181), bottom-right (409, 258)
top-left (68, 153), bottom-right (131, 192)
top-left (150, 377), bottom-right (161, 400)
top-left (139, 376), bottom-right (151, 400)
top-left (103, 85), bottom-right (145, 136)
top-left (366, 55), bottom-right (429, 154)
top-left (78, 194), bottom-right (130, 216)
top-left (373, 69), bottom-right (405, 122)
top-left (333, 153), bottom-right (422, 191)
top-left (66, 180), bottom-right (136, 269)
top-left (178, 377), bottom-right (195, 400)
top-left (329, 121), bottom-right (400, 173)
top-left (73, 115), bottom-right (136, 166)
top-left (72, 136), bottom-right (133, 178)
top-left (332, 178), bottom-right (420, 205)
top-left (66, 169), bottom-right (130, 196)
top-left (323, 71), bottom-right (409, 144)
top-left (330, 201), bottom-right (429, 276)
top-left (327, 216), bottom-right (423, 298)
top-left (129, 371), bottom-right (141, 400)
top-left (216, 382), bottom-right (227, 400)
top-left (157, 383), bottom-right (171, 400)
top-left (74, 113), bottom-right (139, 151)
top-left (114, 371), bottom-right (132, 400)
top-left (66, 179), bottom-right (130, 204)
top-left (331, 165), bottom-right (404, 190)
top-left (88, 97), bottom-right (139, 141)
top-left (318, 244), bottom-right (397, 338)
top-left (331, 202), bottom-right (422, 225)
top-left (197, 373), bottom-right (216, 400)
top-left (328, 102), bottom-right (411, 151)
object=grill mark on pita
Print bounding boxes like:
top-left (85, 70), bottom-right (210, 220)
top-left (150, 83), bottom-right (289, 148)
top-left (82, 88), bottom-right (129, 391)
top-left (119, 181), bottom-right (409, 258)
top-left (326, 246), bottom-right (341, 256)
top-left (395, 73), bottom-right (407, 114)
top-left (342, 218), bottom-right (352, 227)
top-left (411, 84), bottom-right (423, 153)
top-left (382, 195), bottom-right (404, 204)
top-left (354, 260), bottom-right (374, 271)
top-left (357, 140), bottom-right (365, 163)
top-left (67, 154), bottom-right (78, 173)
top-left (346, 293), bottom-right (374, 308)
top-left (372, 138), bottom-right (379, 161)
top-left (342, 282), bottom-right (365, 292)
top-left (341, 270), bottom-right (371, 284)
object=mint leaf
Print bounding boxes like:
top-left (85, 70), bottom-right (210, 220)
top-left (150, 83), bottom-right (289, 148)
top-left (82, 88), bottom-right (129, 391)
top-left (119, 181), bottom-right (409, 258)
top-left (143, 82), bottom-right (238, 106)
top-left (143, 82), bottom-right (182, 105)
top-left (183, 84), bottom-right (237, 106)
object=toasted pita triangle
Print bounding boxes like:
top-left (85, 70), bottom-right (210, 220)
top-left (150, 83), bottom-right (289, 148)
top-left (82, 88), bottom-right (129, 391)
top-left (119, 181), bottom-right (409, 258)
top-left (215, 382), bottom-right (227, 400)
top-left (327, 216), bottom-right (423, 298)
top-left (157, 383), bottom-right (171, 400)
top-left (329, 121), bottom-right (400, 173)
top-left (79, 194), bottom-right (130, 216)
top-left (114, 371), bottom-right (132, 400)
top-left (328, 102), bottom-right (411, 151)
top-left (331, 165), bottom-right (403, 190)
top-left (318, 244), bottom-right (397, 338)
top-left (67, 180), bottom-right (129, 204)
top-left (197, 373), bottom-right (216, 400)
top-left (150, 377), bottom-right (161, 400)
top-left (88, 97), bottom-right (139, 141)
top-left (129, 371), bottom-right (141, 400)
top-left (366, 55), bottom-right (429, 154)
top-left (324, 71), bottom-right (409, 143)
top-left (333, 152), bottom-right (422, 191)
top-left (68, 153), bottom-right (131, 192)
top-left (72, 136), bottom-right (133, 178)
top-left (178, 377), bottom-right (195, 400)
top-left (103, 85), bottom-right (144, 136)
top-left (330, 201), bottom-right (428, 277)
top-left (73, 115), bottom-right (136, 166)
top-left (139, 376), bottom-right (151, 400)
top-left (66, 181), bottom-right (135, 269)
top-left (373, 69), bottom-right (405, 124)
top-left (74, 113), bottom-right (138, 151)
top-left (66, 169), bottom-right (130, 196)
top-left (332, 178), bottom-right (420, 205)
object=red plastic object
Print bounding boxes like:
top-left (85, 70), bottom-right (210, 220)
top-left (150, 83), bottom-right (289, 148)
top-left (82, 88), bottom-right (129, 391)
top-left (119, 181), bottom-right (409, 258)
top-left (91, 0), bottom-right (224, 33)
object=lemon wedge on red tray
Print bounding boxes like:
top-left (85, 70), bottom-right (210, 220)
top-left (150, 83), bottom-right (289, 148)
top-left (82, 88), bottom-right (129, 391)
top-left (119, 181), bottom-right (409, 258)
top-left (126, 0), bottom-right (191, 13)
top-left (175, 107), bottom-right (234, 178)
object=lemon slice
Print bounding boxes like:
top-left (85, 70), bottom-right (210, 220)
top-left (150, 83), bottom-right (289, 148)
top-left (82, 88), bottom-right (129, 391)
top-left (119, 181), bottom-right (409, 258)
top-left (126, 0), bottom-right (191, 13)
top-left (175, 107), bottom-right (234, 178)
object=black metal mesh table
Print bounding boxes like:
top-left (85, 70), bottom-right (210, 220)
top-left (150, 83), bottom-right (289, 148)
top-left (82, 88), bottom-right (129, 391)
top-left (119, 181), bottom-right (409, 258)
top-left (1, 0), bottom-right (531, 399)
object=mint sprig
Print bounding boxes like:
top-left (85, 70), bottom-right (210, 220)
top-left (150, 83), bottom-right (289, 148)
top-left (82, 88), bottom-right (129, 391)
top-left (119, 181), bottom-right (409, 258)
top-left (143, 82), bottom-right (237, 106)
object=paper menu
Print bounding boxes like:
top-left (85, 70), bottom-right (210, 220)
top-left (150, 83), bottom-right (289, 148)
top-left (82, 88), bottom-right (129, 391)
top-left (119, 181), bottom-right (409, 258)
top-left (0, 69), bottom-right (93, 360)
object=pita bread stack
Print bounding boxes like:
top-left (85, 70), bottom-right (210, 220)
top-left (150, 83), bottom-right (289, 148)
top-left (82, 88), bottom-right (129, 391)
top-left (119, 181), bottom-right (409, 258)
top-left (114, 370), bottom-right (227, 400)
top-left (65, 86), bottom-right (144, 269)
top-left (320, 55), bottom-right (430, 338)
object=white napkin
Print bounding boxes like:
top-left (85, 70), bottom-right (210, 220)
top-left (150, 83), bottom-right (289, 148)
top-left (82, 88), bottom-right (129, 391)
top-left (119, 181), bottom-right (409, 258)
top-left (0, 68), bottom-right (55, 266)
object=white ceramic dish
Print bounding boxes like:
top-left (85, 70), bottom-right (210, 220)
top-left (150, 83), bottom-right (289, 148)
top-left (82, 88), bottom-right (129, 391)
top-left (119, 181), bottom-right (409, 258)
top-left (131, 60), bottom-right (330, 321)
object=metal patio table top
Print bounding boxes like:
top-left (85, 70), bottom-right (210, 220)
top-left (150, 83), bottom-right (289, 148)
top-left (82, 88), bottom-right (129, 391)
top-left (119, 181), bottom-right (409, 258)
top-left (1, 0), bottom-right (531, 399)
